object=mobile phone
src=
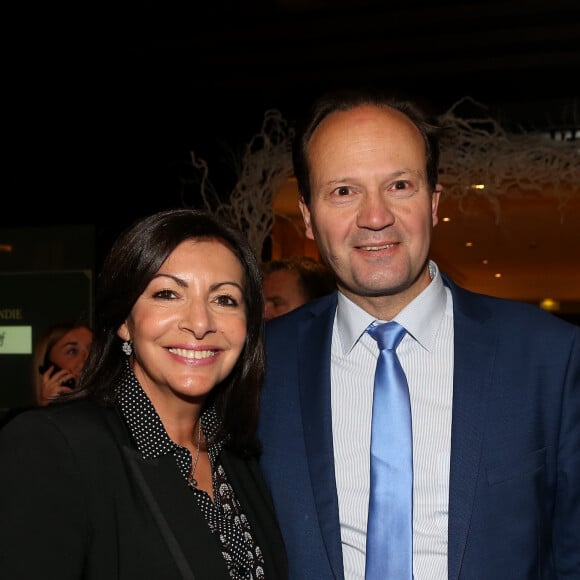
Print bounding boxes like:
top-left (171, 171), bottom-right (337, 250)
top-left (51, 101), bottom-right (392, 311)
top-left (38, 357), bottom-right (76, 388)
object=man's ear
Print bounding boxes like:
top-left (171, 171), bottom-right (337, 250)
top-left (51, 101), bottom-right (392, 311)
top-left (432, 184), bottom-right (443, 227)
top-left (299, 197), bottom-right (315, 241)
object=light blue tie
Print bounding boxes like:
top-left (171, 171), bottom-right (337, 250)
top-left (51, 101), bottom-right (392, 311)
top-left (365, 321), bottom-right (413, 579)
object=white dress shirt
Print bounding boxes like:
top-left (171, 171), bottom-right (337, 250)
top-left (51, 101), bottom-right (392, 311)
top-left (331, 261), bottom-right (454, 579)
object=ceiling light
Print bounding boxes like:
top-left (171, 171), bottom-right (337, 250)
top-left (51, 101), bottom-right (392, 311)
top-left (539, 298), bottom-right (560, 311)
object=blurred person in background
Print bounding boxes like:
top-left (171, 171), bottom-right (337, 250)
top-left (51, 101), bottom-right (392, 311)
top-left (33, 321), bottom-right (93, 406)
top-left (262, 255), bottom-right (335, 320)
top-left (0, 321), bottom-right (93, 429)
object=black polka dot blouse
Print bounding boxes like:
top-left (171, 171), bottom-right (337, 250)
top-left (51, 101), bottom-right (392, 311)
top-left (117, 365), bottom-right (266, 580)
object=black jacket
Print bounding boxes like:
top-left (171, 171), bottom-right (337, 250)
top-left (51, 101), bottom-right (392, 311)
top-left (0, 400), bottom-right (288, 579)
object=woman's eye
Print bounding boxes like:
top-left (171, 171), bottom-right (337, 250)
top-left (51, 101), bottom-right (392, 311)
top-left (335, 186), bottom-right (350, 196)
top-left (215, 294), bottom-right (239, 307)
top-left (153, 289), bottom-right (176, 299)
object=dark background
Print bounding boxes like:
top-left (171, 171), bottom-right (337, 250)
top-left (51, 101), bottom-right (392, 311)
top-left (4, 0), bottom-right (579, 266)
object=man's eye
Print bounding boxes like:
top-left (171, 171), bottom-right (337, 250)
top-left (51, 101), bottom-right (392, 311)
top-left (336, 186), bottom-right (350, 196)
top-left (392, 179), bottom-right (419, 193)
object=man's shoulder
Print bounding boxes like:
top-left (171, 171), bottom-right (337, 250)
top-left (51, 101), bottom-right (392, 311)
top-left (448, 277), bottom-right (577, 335)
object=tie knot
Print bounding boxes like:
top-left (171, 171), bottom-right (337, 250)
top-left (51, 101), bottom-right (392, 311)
top-left (367, 321), bottom-right (406, 351)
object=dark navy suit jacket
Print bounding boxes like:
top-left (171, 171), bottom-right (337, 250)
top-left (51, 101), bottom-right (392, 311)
top-left (258, 276), bottom-right (580, 579)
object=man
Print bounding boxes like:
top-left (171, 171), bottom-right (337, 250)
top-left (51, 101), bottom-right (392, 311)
top-left (262, 256), bottom-right (335, 320)
top-left (258, 88), bottom-right (580, 579)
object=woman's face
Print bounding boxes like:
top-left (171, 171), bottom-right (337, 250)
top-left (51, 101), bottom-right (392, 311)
top-left (48, 327), bottom-right (93, 379)
top-left (118, 239), bottom-right (248, 406)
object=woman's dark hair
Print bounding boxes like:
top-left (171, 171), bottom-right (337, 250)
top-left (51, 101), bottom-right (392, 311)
top-left (77, 208), bottom-right (265, 454)
top-left (292, 88), bottom-right (441, 205)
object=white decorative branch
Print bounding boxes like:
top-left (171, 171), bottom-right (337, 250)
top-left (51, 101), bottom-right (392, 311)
top-left (438, 97), bottom-right (580, 223)
top-left (191, 109), bottom-right (294, 258)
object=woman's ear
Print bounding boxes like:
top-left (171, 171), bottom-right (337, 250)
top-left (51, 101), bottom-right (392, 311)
top-left (117, 322), bottom-right (130, 342)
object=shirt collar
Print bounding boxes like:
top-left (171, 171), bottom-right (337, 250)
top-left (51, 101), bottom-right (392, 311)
top-left (116, 363), bottom-right (222, 460)
top-left (116, 365), bottom-right (175, 459)
top-left (336, 260), bottom-right (447, 354)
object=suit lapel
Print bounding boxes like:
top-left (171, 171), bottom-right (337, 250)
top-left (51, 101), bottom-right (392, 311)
top-left (288, 283), bottom-right (495, 579)
top-left (121, 448), bottom-right (199, 580)
top-left (124, 448), bottom-right (234, 579)
top-left (103, 409), bottom-right (229, 580)
top-left (298, 294), bottom-right (345, 579)
top-left (446, 281), bottom-right (496, 580)
top-left (292, 282), bottom-right (495, 580)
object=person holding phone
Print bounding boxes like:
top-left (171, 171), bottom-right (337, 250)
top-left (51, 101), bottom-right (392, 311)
top-left (33, 321), bottom-right (93, 406)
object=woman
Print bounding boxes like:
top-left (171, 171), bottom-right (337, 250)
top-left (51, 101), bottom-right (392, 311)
top-left (33, 321), bottom-right (93, 406)
top-left (0, 208), bottom-right (287, 579)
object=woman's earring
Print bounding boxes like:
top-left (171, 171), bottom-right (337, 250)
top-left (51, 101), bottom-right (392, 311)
top-left (122, 340), bottom-right (133, 356)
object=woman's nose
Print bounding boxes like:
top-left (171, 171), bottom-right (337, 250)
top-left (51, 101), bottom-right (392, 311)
top-left (178, 301), bottom-right (216, 338)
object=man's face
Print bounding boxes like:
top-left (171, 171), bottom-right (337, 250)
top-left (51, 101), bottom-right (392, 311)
top-left (263, 269), bottom-right (306, 320)
top-left (299, 104), bottom-right (440, 319)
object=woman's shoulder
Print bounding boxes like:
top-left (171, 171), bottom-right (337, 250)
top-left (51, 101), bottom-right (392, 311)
top-left (1, 399), bottom-right (120, 445)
